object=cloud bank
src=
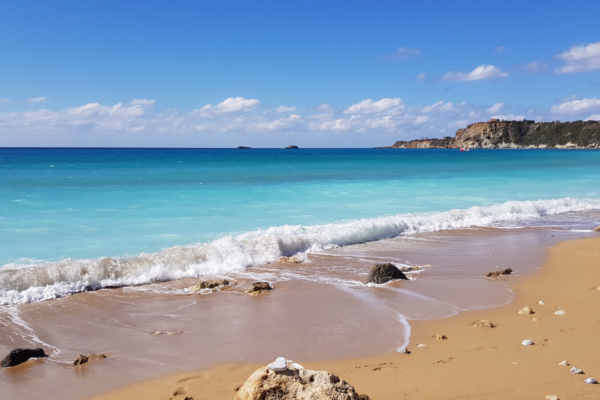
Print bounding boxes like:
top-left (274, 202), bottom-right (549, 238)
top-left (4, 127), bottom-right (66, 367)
top-left (442, 65), bottom-right (508, 81)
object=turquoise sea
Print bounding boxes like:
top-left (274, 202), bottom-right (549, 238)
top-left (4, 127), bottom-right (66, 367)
top-left (1, 148), bottom-right (600, 303)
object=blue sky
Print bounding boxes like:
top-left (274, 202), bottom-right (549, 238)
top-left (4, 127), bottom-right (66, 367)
top-left (1, 0), bottom-right (600, 147)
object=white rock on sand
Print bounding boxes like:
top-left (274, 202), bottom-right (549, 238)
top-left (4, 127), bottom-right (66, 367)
top-left (521, 340), bottom-right (534, 346)
top-left (584, 378), bottom-right (598, 384)
top-left (268, 357), bottom-right (287, 372)
top-left (558, 360), bottom-right (568, 366)
top-left (235, 359), bottom-right (370, 400)
top-left (518, 306), bottom-right (534, 314)
top-left (538, 300), bottom-right (546, 305)
top-left (417, 344), bottom-right (427, 347)
top-left (570, 366), bottom-right (584, 374)
top-left (554, 310), bottom-right (567, 315)
top-left (545, 396), bottom-right (559, 400)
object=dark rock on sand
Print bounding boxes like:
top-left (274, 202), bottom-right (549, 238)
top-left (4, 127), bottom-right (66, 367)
top-left (485, 268), bottom-right (513, 279)
top-left (366, 263), bottom-right (408, 284)
top-left (246, 282), bottom-right (273, 296)
top-left (1, 348), bottom-right (48, 368)
top-left (73, 353), bottom-right (107, 366)
top-left (235, 358), bottom-right (370, 400)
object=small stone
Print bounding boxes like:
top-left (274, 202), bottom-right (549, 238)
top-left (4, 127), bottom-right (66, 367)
top-left (584, 378), bottom-right (598, 384)
top-left (73, 355), bottom-right (89, 366)
top-left (473, 320), bottom-right (495, 328)
top-left (522, 340), bottom-right (534, 346)
top-left (532, 318), bottom-right (540, 321)
top-left (593, 224), bottom-right (600, 232)
top-left (417, 344), bottom-right (426, 348)
top-left (558, 360), bottom-right (568, 366)
top-left (292, 362), bottom-right (304, 370)
top-left (189, 279), bottom-right (232, 293)
top-left (518, 306), bottom-right (534, 315)
top-left (545, 396), bottom-right (559, 400)
top-left (570, 366), bottom-right (584, 374)
top-left (279, 256), bottom-right (304, 264)
top-left (268, 357), bottom-right (287, 372)
top-left (398, 347), bottom-right (410, 354)
top-left (246, 282), bottom-right (273, 296)
top-left (554, 310), bottom-right (567, 315)
top-left (485, 268), bottom-right (513, 279)
top-left (434, 334), bottom-right (447, 340)
top-left (538, 301), bottom-right (546, 305)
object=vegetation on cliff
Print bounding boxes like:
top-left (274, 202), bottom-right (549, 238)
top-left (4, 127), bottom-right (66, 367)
top-left (382, 120), bottom-right (600, 149)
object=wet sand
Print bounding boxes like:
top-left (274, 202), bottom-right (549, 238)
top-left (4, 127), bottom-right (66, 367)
top-left (92, 236), bottom-right (600, 400)
top-left (1, 228), bottom-right (597, 399)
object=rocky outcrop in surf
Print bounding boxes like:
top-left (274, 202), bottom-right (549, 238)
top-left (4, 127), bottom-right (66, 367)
top-left (381, 120), bottom-right (600, 149)
top-left (1, 348), bottom-right (48, 368)
top-left (366, 263), bottom-right (408, 284)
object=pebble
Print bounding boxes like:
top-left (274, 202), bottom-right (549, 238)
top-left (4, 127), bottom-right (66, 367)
top-left (558, 360), bottom-right (568, 366)
top-left (518, 306), bottom-right (534, 314)
top-left (434, 334), bottom-right (447, 340)
top-left (398, 347), bottom-right (410, 354)
top-left (268, 357), bottom-right (288, 372)
top-left (538, 301), bottom-right (546, 305)
top-left (584, 378), bottom-right (598, 384)
top-left (570, 366), bottom-right (584, 374)
top-left (532, 318), bottom-right (540, 321)
top-left (554, 310), bottom-right (567, 315)
top-left (417, 344), bottom-right (426, 348)
top-left (522, 340), bottom-right (534, 346)
top-left (292, 362), bottom-right (304, 370)
top-left (545, 396), bottom-right (559, 400)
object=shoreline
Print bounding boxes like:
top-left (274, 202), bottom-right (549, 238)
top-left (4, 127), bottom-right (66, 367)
top-left (91, 236), bottom-right (600, 400)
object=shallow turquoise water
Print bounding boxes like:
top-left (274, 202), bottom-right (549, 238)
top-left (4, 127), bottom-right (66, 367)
top-left (2, 148), bottom-right (600, 265)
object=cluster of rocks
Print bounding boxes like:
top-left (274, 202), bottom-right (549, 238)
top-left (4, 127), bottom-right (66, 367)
top-left (1, 348), bottom-right (106, 369)
top-left (279, 256), bottom-right (304, 264)
top-left (235, 357), bottom-right (370, 400)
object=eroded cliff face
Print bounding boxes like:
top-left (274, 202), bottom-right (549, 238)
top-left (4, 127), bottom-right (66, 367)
top-left (382, 120), bottom-right (600, 149)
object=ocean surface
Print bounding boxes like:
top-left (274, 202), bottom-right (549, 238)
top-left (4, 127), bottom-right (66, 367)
top-left (1, 148), bottom-right (600, 304)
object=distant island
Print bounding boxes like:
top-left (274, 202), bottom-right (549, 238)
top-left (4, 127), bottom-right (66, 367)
top-left (285, 145), bottom-right (299, 149)
top-left (237, 146), bottom-right (251, 149)
top-left (379, 119), bottom-right (600, 149)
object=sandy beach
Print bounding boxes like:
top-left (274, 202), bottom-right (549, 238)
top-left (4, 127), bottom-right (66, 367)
top-left (91, 236), bottom-right (600, 400)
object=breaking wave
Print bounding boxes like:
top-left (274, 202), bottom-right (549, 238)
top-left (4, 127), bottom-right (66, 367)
top-left (1, 197), bottom-right (599, 305)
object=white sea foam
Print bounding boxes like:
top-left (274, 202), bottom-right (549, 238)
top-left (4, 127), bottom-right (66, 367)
top-left (1, 197), bottom-right (599, 305)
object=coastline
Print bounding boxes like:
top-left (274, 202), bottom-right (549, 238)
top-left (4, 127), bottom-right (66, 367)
top-left (91, 236), bottom-right (600, 400)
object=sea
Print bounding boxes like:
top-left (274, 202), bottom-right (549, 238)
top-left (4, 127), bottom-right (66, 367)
top-left (1, 148), bottom-right (600, 398)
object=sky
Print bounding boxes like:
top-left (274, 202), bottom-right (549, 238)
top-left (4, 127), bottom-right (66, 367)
top-left (1, 0), bottom-right (600, 148)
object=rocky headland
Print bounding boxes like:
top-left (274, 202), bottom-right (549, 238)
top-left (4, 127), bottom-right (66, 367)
top-left (380, 119), bottom-right (600, 149)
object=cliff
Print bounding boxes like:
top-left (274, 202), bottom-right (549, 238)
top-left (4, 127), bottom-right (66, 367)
top-left (381, 120), bottom-right (600, 149)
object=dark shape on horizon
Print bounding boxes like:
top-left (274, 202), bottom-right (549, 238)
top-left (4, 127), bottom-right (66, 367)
top-left (237, 146), bottom-right (251, 149)
top-left (378, 120), bottom-right (600, 149)
top-left (1, 348), bottom-right (48, 368)
top-left (285, 145), bottom-right (299, 149)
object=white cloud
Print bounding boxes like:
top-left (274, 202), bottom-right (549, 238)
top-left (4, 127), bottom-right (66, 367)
top-left (551, 98), bottom-right (600, 115)
top-left (520, 61), bottom-right (550, 74)
top-left (416, 72), bottom-right (426, 80)
top-left (381, 47), bottom-right (420, 60)
top-left (448, 120), bottom-right (468, 128)
top-left (586, 114), bottom-right (600, 121)
top-left (442, 65), bottom-right (508, 81)
top-left (487, 103), bottom-right (504, 114)
top-left (197, 97), bottom-right (259, 115)
top-left (29, 97), bottom-right (46, 103)
top-left (276, 106), bottom-right (297, 113)
top-left (422, 101), bottom-right (456, 113)
top-left (0, 97), bottom-right (9, 103)
top-left (491, 114), bottom-right (525, 120)
top-left (555, 42), bottom-right (600, 73)
top-left (494, 46), bottom-right (504, 52)
top-left (344, 98), bottom-right (405, 115)
top-left (130, 99), bottom-right (155, 106)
